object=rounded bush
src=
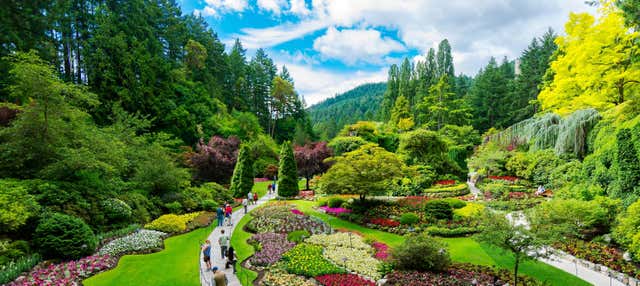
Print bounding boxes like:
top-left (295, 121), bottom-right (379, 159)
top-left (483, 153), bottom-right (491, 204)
top-left (34, 213), bottom-right (96, 260)
top-left (392, 233), bottom-right (450, 272)
top-left (202, 200), bottom-right (217, 212)
top-left (399, 213), bottom-right (420, 225)
top-left (328, 198), bottom-right (345, 208)
top-left (165, 201), bottom-right (183, 214)
top-left (102, 198), bottom-right (132, 222)
top-left (144, 214), bottom-right (186, 233)
top-left (442, 198), bottom-right (467, 209)
top-left (424, 200), bottom-right (453, 220)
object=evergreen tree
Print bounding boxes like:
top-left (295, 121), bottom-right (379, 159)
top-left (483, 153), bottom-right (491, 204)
top-left (226, 39), bottom-right (249, 111)
top-left (398, 58), bottom-right (415, 108)
top-left (380, 64), bottom-right (400, 120)
top-left (418, 75), bottom-right (471, 130)
top-left (436, 39), bottom-right (455, 89)
top-left (468, 57), bottom-right (515, 132)
top-left (277, 141), bottom-right (299, 197)
top-left (616, 128), bottom-right (640, 202)
top-left (390, 95), bottom-right (413, 130)
top-left (230, 145), bottom-right (254, 198)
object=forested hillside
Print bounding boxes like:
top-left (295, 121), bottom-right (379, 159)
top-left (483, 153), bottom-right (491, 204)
top-left (308, 82), bottom-right (386, 139)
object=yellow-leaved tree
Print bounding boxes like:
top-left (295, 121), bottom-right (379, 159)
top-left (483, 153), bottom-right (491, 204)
top-left (539, 3), bottom-right (640, 115)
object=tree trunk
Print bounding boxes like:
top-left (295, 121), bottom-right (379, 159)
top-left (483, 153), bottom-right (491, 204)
top-left (514, 254), bottom-right (520, 286)
top-left (305, 175), bottom-right (310, 190)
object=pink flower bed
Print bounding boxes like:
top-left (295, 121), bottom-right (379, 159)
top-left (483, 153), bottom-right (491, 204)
top-left (315, 274), bottom-right (375, 286)
top-left (291, 209), bottom-right (304, 215)
top-left (9, 255), bottom-right (116, 286)
top-left (369, 218), bottom-right (400, 227)
top-left (254, 178), bottom-right (271, 182)
top-left (319, 206), bottom-right (351, 215)
top-left (435, 180), bottom-right (456, 185)
top-left (372, 242), bottom-right (390, 260)
top-left (488, 175), bottom-right (518, 182)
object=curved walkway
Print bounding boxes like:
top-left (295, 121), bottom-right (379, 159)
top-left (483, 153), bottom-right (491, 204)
top-left (199, 192), bottom-right (275, 286)
top-left (469, 180), bottom-right (625, 286)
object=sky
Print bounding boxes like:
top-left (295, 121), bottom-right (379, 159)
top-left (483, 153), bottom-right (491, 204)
top-left (179, 0), bottom-right (596, 106)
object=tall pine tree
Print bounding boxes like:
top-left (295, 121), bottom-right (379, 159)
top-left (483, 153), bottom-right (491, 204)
top-left (230, 144), bottom-right (254, 198)
top-left (277, 141), bottom-right (299, 197)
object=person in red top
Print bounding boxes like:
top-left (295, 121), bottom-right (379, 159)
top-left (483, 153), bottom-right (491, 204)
top-left (224, 204), bottom-right (233, 226)
top-left (253, 192), bottom-right (258, 204)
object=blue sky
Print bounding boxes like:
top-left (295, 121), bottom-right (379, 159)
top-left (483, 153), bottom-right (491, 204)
top-left (179, 0), bottom-right (595, 106)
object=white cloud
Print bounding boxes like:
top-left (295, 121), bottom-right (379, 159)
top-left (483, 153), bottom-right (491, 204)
top-left (289, 0), bottom-right (311, 16)
top-left (282, 63), bottom-right (387, 105)
top-left (257, 0), bottom-right (288, 14)
top-left (199, 0), bottom-right (248, 18)
top-left (313, 27), bottom-right (405, 65)
top-left (229, 19), bottom-right (327, 49)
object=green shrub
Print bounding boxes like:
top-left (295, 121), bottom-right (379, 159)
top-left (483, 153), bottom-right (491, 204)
top-left (202, 200), bottom-right (217, 212)
top-left (0, 254), bottom-right (41, 284)
top-left (424, 200), bottom-right (453, 220)
top-left (613, 200), bottom-right (640, 261)
top-left (119, 192), bottom-right (159, 224)
top-left (287, 230), bottom-right (310, 243)
top-left (316, 197), bottom-right (329, 207)
top-left (422, 183), bottom-right (469, 198)
top-left (34, 213), bottom-right (96, 260)
top-left (392, 233), bottom-right (450, 271)
top-left (482, 183), bottom-right (510, 200)
top-left (328, 198), bottom-right (345, 208)
top-left (399, 213), bottom-right (420, 225)
top-left (442, 198), bottom-right (466, 209)
top-left (102, 198), bottom-right (132, 222)
top-left (0, 179), bottom-right (39, 233)
top-left (165, 201), bottom-right (183, 214)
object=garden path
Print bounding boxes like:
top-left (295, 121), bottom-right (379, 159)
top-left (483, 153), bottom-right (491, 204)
top-left (467, 179), bottom-right (482, 198)
top-left (199, 191), bottom-right (275, 286)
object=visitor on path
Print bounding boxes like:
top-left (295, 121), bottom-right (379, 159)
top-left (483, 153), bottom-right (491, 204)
top-left (201, 240), bottom-right (212, 270)
top-left (224, 204), bottom-right (233, 226)
top-left (218, 229), bottom-right (230, 259)
top-left (242, 198), bottom-right (248, 214)
top-left (225, 246), bottom-right (237, 273)
top-left (216, 205), bottom-right (224, 227)
top-left (210, 266), bottom-right (228, 286)
top-left (267, 183), bottom-right (272, 194)
top-left (536, 185), bottom-right (546, 196)
top-left (253, 192), bottom-right (258, 204)
top-left (247, 191), bottom-right (253, 205)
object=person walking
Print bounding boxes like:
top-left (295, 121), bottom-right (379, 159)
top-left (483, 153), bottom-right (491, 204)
top-left (201, 240), bottom-right (212, 270)
top-left (253, 192), bottom-right (258, 204)
top-left (267, 183), bottom-right (272, 194)
top-left (247, 191), bottom-right (253, 205)
top-left (216, 205), bottom-right (224, 227)
top-left (242, 198), bottom-right (248, 214)
top-left (210, 266), bottom-right (228, 286)
top-left (224, 204), bottom-right (233, 226)
top-left (225, 246), bottom-right (237, 273)
top-left (218, 229), bottom-right (230, 259)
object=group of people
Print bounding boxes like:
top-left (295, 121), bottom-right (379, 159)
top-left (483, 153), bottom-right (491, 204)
top-left (201, 228), bottom-right (235, 286)
top-left (216, 203), bottom-right (234, 227)
top-left (242, 191), bottom-right (259, 214)
top-left (267, 182), bottom-right (276, 194)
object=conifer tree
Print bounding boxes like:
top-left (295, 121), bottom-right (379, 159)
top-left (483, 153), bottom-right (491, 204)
top-left (230, 145), bottom-right (254, 198)
top-left (616, 128), bottom-right (640, 202)
top-left (277, 141), bottom-right (299, 197)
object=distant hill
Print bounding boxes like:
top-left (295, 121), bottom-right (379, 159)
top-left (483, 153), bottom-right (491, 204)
top-left (308, 82), bottom-right (386, 139)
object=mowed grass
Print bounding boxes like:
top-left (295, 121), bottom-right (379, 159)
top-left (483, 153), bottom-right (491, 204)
top-left (231, 213), bottom-right (258, 286)
top-left (84, 181), bottom-right (272, 286)
top-left (293, 200), bottom-right (590, 286)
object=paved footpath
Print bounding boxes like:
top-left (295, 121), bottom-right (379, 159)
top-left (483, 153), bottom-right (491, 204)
top-left (199, 191), bottom-right (275, 286)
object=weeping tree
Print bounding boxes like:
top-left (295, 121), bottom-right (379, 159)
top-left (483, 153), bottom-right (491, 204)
top-left (486, 109), bottom-right (600, 158)
top-left (230, 144), bottom-right (254, 198)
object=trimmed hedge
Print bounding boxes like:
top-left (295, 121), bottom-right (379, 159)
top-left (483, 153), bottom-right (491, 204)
top-left (422, 183), bottom-right (469, 198)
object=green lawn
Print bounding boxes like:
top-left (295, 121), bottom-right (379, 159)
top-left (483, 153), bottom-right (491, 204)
top-left (231, 213), bottom-right (258, 286)
top-left (293, 200), bottom-right (590, 286)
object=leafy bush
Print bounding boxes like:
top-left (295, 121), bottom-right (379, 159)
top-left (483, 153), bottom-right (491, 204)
top-left (144, 212), bottom-right (201, 233)
top-left (399, 213), bottom-right (420, 225)
top-left (422, 183), bottom-right (469, 198)
top-left (392, 233), bottom-right (450, 272)
top-left (282, 243), bottom-right (345, 277)
top-left (442, 198), bottom-right (466, 209)
top-left (328, 198), bottom-right (344, 208)
top-left (453, 203), bottom-right (485, 217)
top-left (119, 192), bottom-right (159, 224)
top-left (0, 254), bottom-right (41, 285)
top-left (613, 200), bottom-right (640, 261)
top-left (0, 180), bottom-right (39, 233)
top-left (425, 226), bottom-right (481, 237)
top-left (202, 200), bottom-right (216, 211)
top-left (287, 230), bottom-right (310, 243)
top-left (164, 201), bottom-right (183, 214)
top-left (102, 198), bottom-right (132, 222)
top-left (424, 200), bottom-right (453, 220)
top-left (34, 213), bottom-right (96, 260)
top-left (0, 240), bottom-right (31, 265)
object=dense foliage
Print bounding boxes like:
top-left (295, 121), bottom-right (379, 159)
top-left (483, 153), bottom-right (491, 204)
top-left (34, 213), bottom-right (96, 260)
top-left (278, 141), bottom-right (299, 197)
top-left (392, 233), bottom-right (451, 272)
top-left (230, 145), bottom-right (254, 198)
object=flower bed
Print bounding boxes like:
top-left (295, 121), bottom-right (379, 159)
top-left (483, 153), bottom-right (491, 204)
top-left (254, 178), bottom-right (271, 182)
top-left (98, 229), bottom-right (167, 256)
top-left (384, 263), bottom-right (538, 286)
top-left (305, 232), bottom-right (371, 250)
top-left (396, 196), bottom-right (431, 209)
top-left (261, 269), bottom-right (315, 286)
top-left (248, 233), bottom-right (295, 266)
top-left (368, 218), bottom-right (400, 228)
top-left (488, 175), bottom-right (518, 182)
top-left (316, 274), bottom-right (375, 286)
top-left (372, 242), bottom-right (390, 260)
top-left (291, 209), bottom-right (304, 215)
top-left (555, 240), bottom-right (640, 279)
top-left (282, 244), bottom-right (345, 277)
top-left (8, 255), bottom-right (117, 286)
top-left (248, 205), bottom-right (331, 235)
top-left (435, 180), bottom-right (456, 186)
top-left (323, 246), bottom-right (381, 280)
top-left (319, 206), bottom-right (352, 215)
top-left (297, 190), bottom-right (315, 200)
top-left (422, 184), bottom-right (470, 198)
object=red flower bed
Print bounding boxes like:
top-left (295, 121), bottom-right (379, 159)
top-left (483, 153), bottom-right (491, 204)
top-left (488, 175), bottom-right (518, 182)
top-left (254, 177), bottom-right (271, 182)
top-left (508, 192), bottom-right (528, 199)
top-left (369, 218), bottom-right (400, 227)
top-left (372, 242), bottom-right (390, 260)
top-left (385, 263), bottom-right (538, 286)
top-left (555, 240), bottom-right (640, 279)
top-left (291, 209), bottom-right (304, 215)
top-left (298, 190), bottom-right (315, 199)
top-left (397, 196), bottom-right (431, 208)
top-left (435, 180), bottom-right (456, 186)
top-left (316, 274), bottom-right (375, 286)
